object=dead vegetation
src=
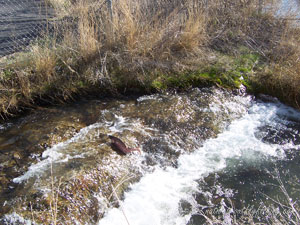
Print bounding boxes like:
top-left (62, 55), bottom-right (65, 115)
top-left (0, 0), bottom-right (300, 117)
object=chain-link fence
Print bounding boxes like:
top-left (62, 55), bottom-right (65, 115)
top-left (0, 0), bottom-right (298, 60)
top-left (0, 0), bottom-right (55, 57)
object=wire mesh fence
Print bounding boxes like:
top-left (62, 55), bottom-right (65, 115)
top-left (0, 0), bottom-right (297, 60)
top-left (0, 0), bottom-right (55, 57)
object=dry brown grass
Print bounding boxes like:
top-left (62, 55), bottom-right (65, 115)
top-left (252, 16), bottom-right (300, 108)
top-left (45, 0), bottom-right (72, 17)
top-left (32, 45), bottom-right (57, 82)
top-left (61, 0), bottom-right (209, 59)
top-left (1, 0), bottom-right (300, 117)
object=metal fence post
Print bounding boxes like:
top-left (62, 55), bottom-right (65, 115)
top-left (107, 0), bottom-right (114, 39)
top-left (107, 0), bottom-right (113, 20)
top-left (258, 0), bottom-right (263, 14)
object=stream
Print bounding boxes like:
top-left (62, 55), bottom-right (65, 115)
top-left (0, 87), bottom-right (300, 224)
top-left (0, 0), bottom-right (300, 223)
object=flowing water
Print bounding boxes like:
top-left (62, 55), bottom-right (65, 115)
top-left (99, 94), bottom-right (300, 225)
top-left (0, 87), bottom-right (300, 224)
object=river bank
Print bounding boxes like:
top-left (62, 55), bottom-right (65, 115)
top-left (0, 0), bottom-right (300, 119)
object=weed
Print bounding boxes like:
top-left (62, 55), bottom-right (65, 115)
top-left (1, 0), bottom-right (300, 116)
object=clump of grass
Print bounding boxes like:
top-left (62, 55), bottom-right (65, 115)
top-left (1, 0), bottom-right (300, 117)
top-left (253, 21), bottom-right (300, 108)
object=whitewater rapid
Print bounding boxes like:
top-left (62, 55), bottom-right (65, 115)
top-left (98, 99), bottom-right (300, 225)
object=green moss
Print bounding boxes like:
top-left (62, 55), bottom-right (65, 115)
top-left (190, 52), bottom-right (261, 90)
top-left (1, 69), bottom-right (15, 80)
top-left (76, 80), bottom-right (89, 89)
top-left (151, 79), bottom-right (167, 91)
top-left (150, 66), bottom-right (244, 92)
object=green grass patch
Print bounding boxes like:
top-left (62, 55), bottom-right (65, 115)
top-left (150, 52), bottom-right (261, 92)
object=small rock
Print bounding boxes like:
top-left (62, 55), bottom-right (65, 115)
top-left (13, 152), bottom-right (21, 160)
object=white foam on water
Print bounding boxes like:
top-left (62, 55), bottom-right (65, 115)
top-left (12, 112), bottom-right (154, 184)
top-left (99, 100), bottom-right (300, 225)
top-left (107, 114), bottom-right (158, 137)
top-left (137, 93), bottom-right (162, 102)
top-left (107, 115), bottom-right (128, 133)
top-left (13, 122), bottom-right (103, 183)
top-left (0, 122), bottom-right (12, 131)
top-left (1, 212), bottom-right (35, 225)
